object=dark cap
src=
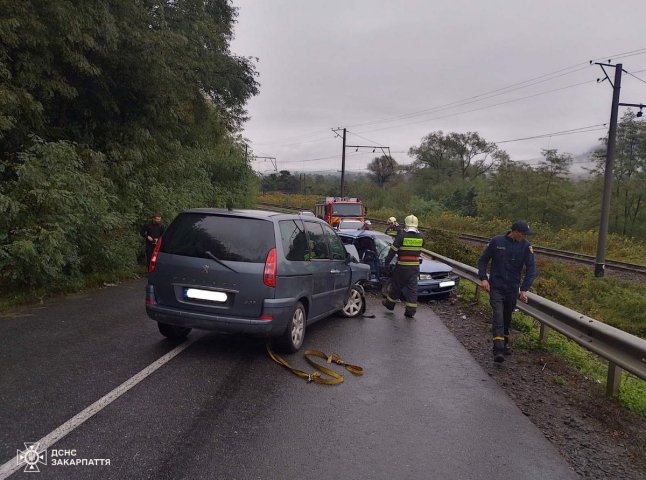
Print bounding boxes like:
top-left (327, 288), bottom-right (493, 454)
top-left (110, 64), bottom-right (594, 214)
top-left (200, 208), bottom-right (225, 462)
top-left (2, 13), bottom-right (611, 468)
top-left (511, 220), bottom-right (535, 235)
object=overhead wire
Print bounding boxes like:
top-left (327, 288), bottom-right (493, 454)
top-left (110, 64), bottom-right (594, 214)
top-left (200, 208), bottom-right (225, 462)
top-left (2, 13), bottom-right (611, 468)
top-left (625, 70), bottom-right (646, 86)
top-left (250, 48), bottom-right (646, 170)
top-left (246, 47), bottom-right (646, 149)
top-left (355, 79), bottom-right (596, 134)
top-left (493, 124), bottom-right (607, 144)
top-left (346, 65), bottom-right (592, 129)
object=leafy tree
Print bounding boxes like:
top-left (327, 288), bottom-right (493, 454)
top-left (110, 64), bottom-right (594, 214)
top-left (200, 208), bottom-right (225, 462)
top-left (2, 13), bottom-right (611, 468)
top-left (592, 111), bottom-right (646, 236)
top-left (0, 1), bottom-right (259, 290)
top-left (535, 149), bottom-right (574, 225)
top-left (477, 156), bottom-right (534, 221)
top-left (408, 131), bottom-right (454, 180)
top-left (409, 130), bottom-right (505, 181)
top-left (367, 155), bottom-right (399, 186)
top-left (260, 170), bottom-right (301, 193)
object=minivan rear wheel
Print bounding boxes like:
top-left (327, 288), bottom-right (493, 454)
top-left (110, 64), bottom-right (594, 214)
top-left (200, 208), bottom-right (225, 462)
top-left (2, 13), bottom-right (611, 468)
top-left (158, 322), bottom-right (191, 340)
top-left (277, 302), bottom-right (306, 353)
top-left (341, 284), bottom-right (366, 318)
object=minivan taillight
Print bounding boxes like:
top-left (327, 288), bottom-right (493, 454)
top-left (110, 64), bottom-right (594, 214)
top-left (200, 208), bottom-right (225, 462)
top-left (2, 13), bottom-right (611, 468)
top-left (263, 248), bottom-right (277, 287)
top-left (149, 238), bottom-right (163, 272)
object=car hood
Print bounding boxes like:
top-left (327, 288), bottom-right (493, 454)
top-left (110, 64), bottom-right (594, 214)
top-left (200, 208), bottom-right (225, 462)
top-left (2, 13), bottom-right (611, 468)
top-left (420, 257), bottom-right (452, 274)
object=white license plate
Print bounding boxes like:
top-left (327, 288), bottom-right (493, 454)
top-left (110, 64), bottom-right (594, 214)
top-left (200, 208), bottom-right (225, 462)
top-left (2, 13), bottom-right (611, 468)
top-left (439, 281), bottom-right (455, 288)
top-left (185, 288), bottom-right (227, 302)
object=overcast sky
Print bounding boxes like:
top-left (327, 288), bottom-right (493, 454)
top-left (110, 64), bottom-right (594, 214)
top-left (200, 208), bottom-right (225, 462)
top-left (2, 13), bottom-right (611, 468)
top-left (230, 1), bottom-right (646, 175)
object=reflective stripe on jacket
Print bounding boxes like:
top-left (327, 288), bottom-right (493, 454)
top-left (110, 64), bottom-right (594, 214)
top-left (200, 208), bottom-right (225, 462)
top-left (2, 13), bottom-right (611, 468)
top-left (385, 230), bottom-right (424, 267)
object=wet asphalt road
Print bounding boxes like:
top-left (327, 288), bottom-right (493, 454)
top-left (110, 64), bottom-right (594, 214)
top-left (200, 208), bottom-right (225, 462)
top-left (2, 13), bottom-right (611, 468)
top-left (0, 278), bottom-right (577, 479)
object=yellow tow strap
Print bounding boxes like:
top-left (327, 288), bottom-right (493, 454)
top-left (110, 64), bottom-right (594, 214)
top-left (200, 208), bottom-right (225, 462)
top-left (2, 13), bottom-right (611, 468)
top-left (266, 342), bottom-right (364, 385)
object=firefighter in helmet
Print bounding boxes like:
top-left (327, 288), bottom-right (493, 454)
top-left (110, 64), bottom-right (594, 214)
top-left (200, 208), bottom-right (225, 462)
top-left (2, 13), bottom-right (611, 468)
top-left (384, 217), bottom-right (401, 237)
top-left (382, 214), bottom-right (424, 318)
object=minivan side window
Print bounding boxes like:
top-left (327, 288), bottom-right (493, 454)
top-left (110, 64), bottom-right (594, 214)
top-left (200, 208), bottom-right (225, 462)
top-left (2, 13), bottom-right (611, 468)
top-left (304, 221), bottom-right (330, 260)
top-left (279, 219), bottom-right (308, 261)
top-left (322, 224), bottom-right (347, 260)
top-left (161, 213), bottom-right (275, 263)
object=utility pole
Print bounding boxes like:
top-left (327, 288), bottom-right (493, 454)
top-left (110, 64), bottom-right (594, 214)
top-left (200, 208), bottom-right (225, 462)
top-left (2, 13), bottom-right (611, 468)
top-left (332, 127), bottom-right (391, 197)
top-left (341, 128), bottom-right (347, 197)
top-left (593, 62), bottom-right (622, 277)
top-left (592, 61), bottom-right (646, 276)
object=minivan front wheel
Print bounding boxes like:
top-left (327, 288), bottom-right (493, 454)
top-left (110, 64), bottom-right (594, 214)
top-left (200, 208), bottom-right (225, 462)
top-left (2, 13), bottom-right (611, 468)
top-left (158, 322), bottom-right (191, 340)
top-left (277, 302), bottom-right (306, 353)
top-left (341, 284), bottom-right (366, 318)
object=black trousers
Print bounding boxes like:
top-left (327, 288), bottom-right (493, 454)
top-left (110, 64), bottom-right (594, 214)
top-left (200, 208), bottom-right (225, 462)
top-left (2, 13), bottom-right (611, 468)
top-left (384, 266), bottom-right (419, 315)
top-left (489, 288), bottom-right (517, 352)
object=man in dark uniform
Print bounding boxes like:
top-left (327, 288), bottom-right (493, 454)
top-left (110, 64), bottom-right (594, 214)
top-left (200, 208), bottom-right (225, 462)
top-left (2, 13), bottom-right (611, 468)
top-left (140, 214), bottom-right (165, 270)
top-left (382, 214), bottom-right (424, 318)
top-left (384, 217), bottom-right (401, 237)
top-left (478, 220), bottom-right (537, 363)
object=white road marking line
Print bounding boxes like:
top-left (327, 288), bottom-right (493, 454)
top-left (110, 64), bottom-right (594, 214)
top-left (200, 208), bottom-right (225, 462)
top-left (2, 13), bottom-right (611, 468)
top-left (0, 337), bottom-right (197, 479)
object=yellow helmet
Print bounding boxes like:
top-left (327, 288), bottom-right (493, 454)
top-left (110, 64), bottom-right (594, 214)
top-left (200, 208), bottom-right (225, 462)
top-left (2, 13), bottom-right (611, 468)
top-left (404, 215), bottom-right (418, 227)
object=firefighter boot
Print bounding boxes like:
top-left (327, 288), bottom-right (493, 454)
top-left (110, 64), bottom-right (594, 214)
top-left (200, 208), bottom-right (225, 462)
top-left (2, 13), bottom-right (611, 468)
top-left (404, 308), bottom-right (416, 318)
top-left (382, 299), bottom-right (395, 311)
top-left (493, 349), bottom-right (505, 363)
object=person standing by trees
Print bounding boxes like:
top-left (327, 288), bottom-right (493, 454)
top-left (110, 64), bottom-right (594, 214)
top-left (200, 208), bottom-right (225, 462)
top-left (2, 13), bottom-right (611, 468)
top-left (478, 220), bottom-right (537, 363)
top-left (384, 217), bottom-right (401, 237)
top-left (140, 214), bottom-right (165, 270)
top-left (382, 215), bottom-right (424, 318)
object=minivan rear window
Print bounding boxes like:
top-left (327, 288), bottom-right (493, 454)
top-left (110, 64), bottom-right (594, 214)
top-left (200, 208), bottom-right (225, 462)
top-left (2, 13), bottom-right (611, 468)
top-left (161, 213), bottom-right (275, 263)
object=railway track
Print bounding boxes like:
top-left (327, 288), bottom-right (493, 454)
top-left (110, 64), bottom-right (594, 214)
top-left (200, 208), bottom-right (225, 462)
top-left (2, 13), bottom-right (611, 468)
top-left (256, 202), bottom-right (646, 277)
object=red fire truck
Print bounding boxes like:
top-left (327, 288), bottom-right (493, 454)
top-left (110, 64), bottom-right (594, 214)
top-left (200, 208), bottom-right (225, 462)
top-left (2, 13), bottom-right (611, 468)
top-left (314, 197), bottom-right (366, 227)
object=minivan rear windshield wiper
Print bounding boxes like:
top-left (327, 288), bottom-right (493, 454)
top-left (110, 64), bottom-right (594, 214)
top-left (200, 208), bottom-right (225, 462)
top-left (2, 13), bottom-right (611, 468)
top-left (205, 251), bottom-right (238, 273)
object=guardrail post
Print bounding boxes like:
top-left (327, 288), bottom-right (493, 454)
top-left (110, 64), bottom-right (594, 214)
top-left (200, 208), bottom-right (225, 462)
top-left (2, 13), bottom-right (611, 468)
top-left (539, 323), bottom-right (550, 343)
top-left (606, 362), bottom-right (622, 397)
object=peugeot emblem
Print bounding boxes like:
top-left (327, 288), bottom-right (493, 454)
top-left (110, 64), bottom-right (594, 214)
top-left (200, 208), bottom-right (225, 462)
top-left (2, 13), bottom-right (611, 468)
top-left (201, 265), bottom-right (210, 274)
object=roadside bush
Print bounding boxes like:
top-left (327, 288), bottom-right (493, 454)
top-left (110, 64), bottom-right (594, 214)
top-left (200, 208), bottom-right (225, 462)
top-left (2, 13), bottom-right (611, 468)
top-left (0, 140), bottom-right (125, 289)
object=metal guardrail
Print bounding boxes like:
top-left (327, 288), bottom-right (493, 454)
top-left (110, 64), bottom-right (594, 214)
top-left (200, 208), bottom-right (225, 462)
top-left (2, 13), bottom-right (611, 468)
top-left (425, 249), bottom-right (646, 396)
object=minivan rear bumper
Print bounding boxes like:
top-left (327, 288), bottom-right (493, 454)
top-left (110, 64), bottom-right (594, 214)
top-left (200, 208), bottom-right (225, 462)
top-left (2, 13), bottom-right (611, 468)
top-left (146, 299), bottom-right (295, 336)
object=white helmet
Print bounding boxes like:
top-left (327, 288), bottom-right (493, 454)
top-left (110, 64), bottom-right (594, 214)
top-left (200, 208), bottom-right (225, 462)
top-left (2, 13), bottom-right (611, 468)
top-left (404, 215), bottom-right (418, 228)
top-left (364, 220), bottom-right (371, 225)
top-left (388, 216), bottom-right (397, 223)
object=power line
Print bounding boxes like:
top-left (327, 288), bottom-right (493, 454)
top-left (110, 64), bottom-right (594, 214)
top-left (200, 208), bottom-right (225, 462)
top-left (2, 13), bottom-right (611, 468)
top-left (346, 130), bottom-right (388, 146)
top-left (346, 65), bottom-right (592, 129)
top-left (245, 48), bottom-right (646, 149)
top-left (355, 79), bottom-right (596, 134)
top-left (246, 48), bottom-right (646, 150)
top-left (592, 47), bottom-right (646, 62)
top-left (625, 70), bottom-right (646, 85)
top-left (493, 124), bottom-right (607, 144)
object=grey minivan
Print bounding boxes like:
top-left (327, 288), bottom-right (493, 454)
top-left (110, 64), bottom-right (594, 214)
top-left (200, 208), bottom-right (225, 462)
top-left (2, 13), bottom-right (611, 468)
top-left (145, 209), bottom-right (370, 351)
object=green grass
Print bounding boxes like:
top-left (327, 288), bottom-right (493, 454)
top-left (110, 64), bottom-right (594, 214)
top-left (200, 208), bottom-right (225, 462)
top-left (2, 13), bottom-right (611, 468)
top-left (0, 265), bottom-right (146, 311)
top-left (457, 282), bottom-right (646, 416)
top-left (552, 375), bottom-right (567, 386)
